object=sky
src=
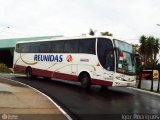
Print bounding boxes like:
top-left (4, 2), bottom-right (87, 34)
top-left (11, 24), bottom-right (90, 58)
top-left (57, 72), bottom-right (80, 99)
top-left (0, 0), bottom-right (160, 44)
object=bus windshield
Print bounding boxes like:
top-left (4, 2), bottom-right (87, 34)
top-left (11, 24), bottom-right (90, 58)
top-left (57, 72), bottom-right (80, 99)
top-left (114, 39), bottom-right (136, 75)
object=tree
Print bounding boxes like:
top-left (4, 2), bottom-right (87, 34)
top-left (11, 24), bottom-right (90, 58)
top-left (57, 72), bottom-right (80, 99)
top-left (138, 35), bottom-right (160, 91)
top-left (147, 36), bottom-right (155, 91)
top-left (101, 31), bottom-right (113, 36)
top-left (139, 35), bottom-right (147, 66)
top-left (153, 38), bottom-right (160, 64)
top-left (138, 35), bottom-right (147, 89)
top-left (153, 38), bottom-right (160, 92)
top-left (146, 36), bottom-right (160, 91)
top-left (147, 36), bottom-right (154, 63)
top-left (132, 44), bottom-right (139, 54)
top-left (139, 36), bottom-right (159, 67)
top-left (89, 29), bottom-right (95, 36)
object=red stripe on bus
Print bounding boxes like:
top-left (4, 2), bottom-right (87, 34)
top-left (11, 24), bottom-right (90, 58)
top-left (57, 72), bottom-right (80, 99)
top-left (14, 65), bottom-right (113, 86)
top-left (54, 72), bottom-right (78, 81)
top-left (32, 68), bottom-right (53, 78)
top-left (14, 65), bottom-right (26, 73)
top-left (91, 79), bottom-right (113, 86)
top-left (14, 65), bottom-right (78, 81)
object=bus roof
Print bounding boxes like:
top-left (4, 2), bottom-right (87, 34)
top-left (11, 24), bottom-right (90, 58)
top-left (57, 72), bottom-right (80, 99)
top-left (16, 35), bottom-right (130, 45)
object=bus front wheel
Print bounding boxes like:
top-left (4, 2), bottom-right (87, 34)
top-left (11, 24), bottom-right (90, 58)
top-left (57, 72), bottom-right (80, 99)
top-left (80, 74), bottom-right (90, 89)
top-left (26, 67), bottom-right (32, 79)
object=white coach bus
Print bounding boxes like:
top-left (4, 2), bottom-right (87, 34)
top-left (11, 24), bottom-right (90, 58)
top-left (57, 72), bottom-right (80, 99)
top-left (13, 36), bottom-right (136, 88)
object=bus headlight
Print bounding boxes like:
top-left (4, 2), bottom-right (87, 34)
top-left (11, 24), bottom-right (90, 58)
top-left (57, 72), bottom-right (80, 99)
top-left (116, 77), bottom-right (126, 81)
top-left (116, 77), bottom-right (135, 82)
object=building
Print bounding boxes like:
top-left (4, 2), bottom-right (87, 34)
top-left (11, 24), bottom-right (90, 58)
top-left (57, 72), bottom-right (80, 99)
top-left (0, 36), bottom-right (62, 67)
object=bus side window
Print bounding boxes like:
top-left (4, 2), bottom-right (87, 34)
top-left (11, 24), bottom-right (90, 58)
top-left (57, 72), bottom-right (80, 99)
top-left (64, 40), bottom-right (79, 53)
top-left (53, 41), bottom-right (64, 53)
top-left (30, 42), bottom-right (40, 53)
top-left (16, 44), bottom-right (21, 53)
top-left (50, 41), bottom-right (54, 53)
top-left (79, 39), bottom-right (95, 54)
top-left (21, 43), bottom-right (30, 53)
top-left (39, 42), bottom-right (50, 53)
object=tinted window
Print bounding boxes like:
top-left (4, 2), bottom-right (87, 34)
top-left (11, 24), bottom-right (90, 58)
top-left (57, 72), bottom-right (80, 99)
top-left (79, 38), bottom-right (95, 54)
top-left (30, 42), bottom-right (40, 53)
top-left (97, 38), bottom-right (115, 71)
top-left (52, 41), bottom-right (64, 53)
top-left (39, 42), bottom-right (50, 53)
top-left (16, 38), bottom-right (96, 54)
top-left (21, 43), bottom-right (30, 53)
top-left (50, 41), bottom-right (54, 53)
top-left (64, 40), bottom-right (79, 53)
top-left (16, 44), bottom-right (21, 53)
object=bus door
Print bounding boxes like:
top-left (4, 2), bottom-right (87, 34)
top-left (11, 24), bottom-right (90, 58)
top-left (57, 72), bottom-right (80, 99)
top-left (103, 50), bottom-right (115, 81)
top-left (97, 38), bottom-right (115, 82)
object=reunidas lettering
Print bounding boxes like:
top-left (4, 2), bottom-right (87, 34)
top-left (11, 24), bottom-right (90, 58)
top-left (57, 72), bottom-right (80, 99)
top-left (34, 54), bottom-right (63, 62)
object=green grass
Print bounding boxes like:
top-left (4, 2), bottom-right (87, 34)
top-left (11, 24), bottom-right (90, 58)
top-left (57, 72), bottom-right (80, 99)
top-left (0, 63), bottom-right (12, 73)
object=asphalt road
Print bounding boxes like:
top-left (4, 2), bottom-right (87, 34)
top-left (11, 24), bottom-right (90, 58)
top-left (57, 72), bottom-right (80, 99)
top-left (1, 74), bottom-right (160, 120)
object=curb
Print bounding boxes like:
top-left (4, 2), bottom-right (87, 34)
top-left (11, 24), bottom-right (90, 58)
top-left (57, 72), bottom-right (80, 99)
top-left (0, 76), bottom-right (72, 120)
top-left (128, 87), bottom-right (160, 96)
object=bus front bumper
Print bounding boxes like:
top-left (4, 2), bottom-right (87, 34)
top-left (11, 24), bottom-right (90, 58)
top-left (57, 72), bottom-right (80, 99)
top-left (112, 80), bottom-right (136, 87)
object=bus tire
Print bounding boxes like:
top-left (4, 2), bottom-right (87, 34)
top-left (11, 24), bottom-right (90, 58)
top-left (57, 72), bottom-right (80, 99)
top-left (80, 73), bottom-right (90, 89)
top-left (26, 67), bottom-right (32, 79)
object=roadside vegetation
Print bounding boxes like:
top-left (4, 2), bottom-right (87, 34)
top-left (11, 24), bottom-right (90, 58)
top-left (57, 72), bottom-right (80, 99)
top-left (0, 63), bottom-right (12, 73)
top-left (132, 35), bottom-right (160, 92)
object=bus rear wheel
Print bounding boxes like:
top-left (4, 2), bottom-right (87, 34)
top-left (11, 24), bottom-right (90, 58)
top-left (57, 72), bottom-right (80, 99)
top-left (80, 74), bottom-right (90, 89)
top-left (26, 67), bottom-right (32, 79)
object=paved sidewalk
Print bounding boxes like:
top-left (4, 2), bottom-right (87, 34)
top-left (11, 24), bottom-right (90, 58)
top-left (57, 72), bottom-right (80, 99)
top-left (0, 77), bottom-right (68, 120)
top-left (136, 79), bottom-right (159, 91)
